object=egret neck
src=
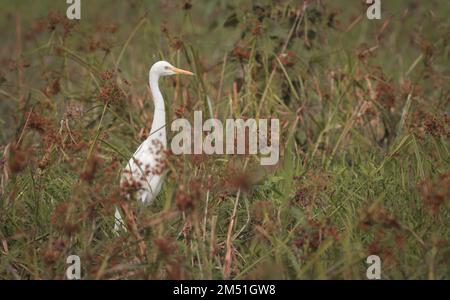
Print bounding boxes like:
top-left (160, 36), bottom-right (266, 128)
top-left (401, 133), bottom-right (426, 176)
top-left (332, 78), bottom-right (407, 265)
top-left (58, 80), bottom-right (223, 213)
top-left (149, 71), bottom-right (167, 146)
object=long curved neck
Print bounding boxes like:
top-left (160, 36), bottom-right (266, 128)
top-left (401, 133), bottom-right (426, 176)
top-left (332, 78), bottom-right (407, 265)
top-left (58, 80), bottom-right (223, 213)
top-left (149, 73), bottom-right (166, 141)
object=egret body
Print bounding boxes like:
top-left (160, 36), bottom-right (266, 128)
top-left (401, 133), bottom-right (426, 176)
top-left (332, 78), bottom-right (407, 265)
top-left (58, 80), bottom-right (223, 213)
top-left (114, 61), bottom-right (193, 232)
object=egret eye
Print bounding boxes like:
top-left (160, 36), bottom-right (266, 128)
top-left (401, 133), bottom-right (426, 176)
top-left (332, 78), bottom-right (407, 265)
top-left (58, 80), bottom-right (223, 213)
top-left (165, 66), bottom-right (170, 70)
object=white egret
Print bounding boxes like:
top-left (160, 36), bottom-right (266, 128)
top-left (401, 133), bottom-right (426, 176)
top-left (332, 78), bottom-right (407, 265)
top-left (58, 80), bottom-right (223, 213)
top-left (114, 61), bottom-right (193, 232)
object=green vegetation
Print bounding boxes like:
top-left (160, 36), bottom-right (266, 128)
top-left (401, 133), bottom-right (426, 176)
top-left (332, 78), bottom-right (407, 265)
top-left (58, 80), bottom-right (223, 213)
top-left (0, 0), bottom-right (449, 279)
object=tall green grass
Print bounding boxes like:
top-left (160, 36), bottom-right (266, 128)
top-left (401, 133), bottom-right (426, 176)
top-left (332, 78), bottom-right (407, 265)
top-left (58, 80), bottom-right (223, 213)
top-left (0, 0), bottom-right (449, 279)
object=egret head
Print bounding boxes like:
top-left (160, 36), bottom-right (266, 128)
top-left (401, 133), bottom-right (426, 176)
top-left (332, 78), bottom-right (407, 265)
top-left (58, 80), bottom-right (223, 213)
top-left (150, 61), bottom-right (194, 77)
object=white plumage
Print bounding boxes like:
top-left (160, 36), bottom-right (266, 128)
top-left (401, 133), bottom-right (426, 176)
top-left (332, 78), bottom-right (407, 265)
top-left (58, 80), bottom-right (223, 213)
top-left (114, 61), bottom-right (193, 232)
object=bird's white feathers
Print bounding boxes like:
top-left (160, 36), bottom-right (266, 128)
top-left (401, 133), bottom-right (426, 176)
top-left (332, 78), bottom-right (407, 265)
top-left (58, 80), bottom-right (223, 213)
top-left (114, 60), bottom-right (173, 233)
top-left (121, 130), bottom-right (167, 204)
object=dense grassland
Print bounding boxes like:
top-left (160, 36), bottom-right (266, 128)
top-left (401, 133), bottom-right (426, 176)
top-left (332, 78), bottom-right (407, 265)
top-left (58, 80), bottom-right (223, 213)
top-left (0, 0), bottom-right (449, 279)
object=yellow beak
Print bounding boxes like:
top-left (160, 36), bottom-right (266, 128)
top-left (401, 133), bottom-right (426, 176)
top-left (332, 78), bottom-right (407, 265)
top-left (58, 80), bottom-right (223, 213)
top-left (170, 66), bottom-right (194, 76)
